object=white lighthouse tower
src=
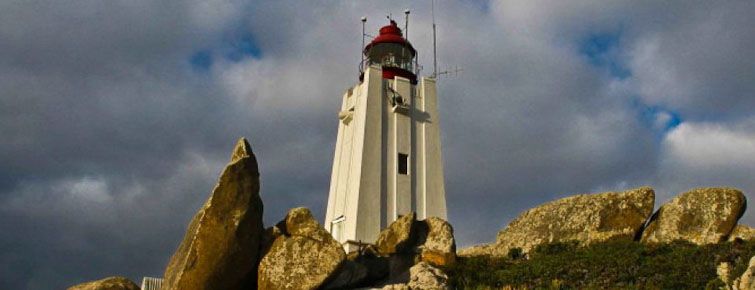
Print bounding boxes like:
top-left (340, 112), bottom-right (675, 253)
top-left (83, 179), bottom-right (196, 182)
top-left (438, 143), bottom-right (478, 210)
top-left (325, 18), bottom-right (447, 252)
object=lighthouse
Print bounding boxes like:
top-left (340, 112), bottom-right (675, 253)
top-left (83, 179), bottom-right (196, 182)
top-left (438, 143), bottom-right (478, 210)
top-left (324, 18), bottom-right (447, 252)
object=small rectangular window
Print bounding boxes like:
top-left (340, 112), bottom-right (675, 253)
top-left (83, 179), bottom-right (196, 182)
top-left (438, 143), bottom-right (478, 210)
top-left (398, 153), bottom-right (409, 175)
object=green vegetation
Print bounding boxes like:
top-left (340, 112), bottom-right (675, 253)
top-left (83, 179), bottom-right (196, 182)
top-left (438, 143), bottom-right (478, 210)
top-left (446, 239), bottom-right (755, 290)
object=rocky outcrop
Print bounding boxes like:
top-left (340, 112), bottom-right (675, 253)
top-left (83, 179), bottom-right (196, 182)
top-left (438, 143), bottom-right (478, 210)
top-left (457, 244), bottom-right (493, 257)
top-left (729, 224), bottom-right (755, 242)
top-left (641, 187), bottom-right (745, 245)
top-left (258, 207), bottom-right (346, 290)
top-left (67, 276), bottom-right (139, 290)
top-left (407, 262), bottom-right (450, 290)
top-left (493, 187), bottom-right (655, 254)
top-left (162, 138), bottom-right (264, 290)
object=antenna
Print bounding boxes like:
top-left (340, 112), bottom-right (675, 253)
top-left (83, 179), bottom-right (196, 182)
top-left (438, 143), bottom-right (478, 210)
top-left (361, 16), bottom-right (367, 72)
top-left (436, 65), bottom-right (463, 77)
top-left (431, 0), bottom-right (438, 78)
top-left (404, 9), bottom-right (410, 40)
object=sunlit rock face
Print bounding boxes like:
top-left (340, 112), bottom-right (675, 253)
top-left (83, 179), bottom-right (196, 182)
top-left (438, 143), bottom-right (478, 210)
top-left (641, 187), bottom-right (746, 245)
top-left (257, 207), bottom-right (346, 290)
top-left (162, 138), bottom-right (264, 290)
top-left (494, 187), bottom-right (656, 255)
top-left (729, 224), bottom-right (755, 242)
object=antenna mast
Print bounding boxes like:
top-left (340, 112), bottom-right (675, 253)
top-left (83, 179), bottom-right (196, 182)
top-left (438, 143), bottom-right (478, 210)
top-left (432, 0), bottom-right (437, 78)
top-left (404, 9), bottom-right (410, 40)
top-left (361, 16), bottom-right (367, 72)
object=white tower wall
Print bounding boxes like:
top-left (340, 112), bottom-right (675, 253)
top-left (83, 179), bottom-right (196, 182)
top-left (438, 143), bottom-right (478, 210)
top-left (325, 65), bottom-right (447, 252)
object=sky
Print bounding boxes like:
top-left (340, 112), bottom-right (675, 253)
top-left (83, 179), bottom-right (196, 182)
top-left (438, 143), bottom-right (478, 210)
top-left (1, 0), bottom-right (754, 289)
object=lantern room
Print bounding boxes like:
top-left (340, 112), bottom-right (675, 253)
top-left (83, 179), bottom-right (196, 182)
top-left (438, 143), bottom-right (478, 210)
top-left (361, 20), bottom-right (417, 84)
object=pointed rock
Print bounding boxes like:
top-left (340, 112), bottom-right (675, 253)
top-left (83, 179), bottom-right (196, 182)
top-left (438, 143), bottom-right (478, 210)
top-left (162, 138), bottom-right (263, 290)
top-left (230, 137), bottom-right (253, 163)
top-left (67, 276), bottom-right (139, 290)
top-left (494, 187), bottom-right (655, 254)
top-left (641, 187), bottom-right (745, 245)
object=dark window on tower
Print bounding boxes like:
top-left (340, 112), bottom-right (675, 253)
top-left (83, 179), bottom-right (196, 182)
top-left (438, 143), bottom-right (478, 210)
top-left (398, 153), bottom-right (409, 175)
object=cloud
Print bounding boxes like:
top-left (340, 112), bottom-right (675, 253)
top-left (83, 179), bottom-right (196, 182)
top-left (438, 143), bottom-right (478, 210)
top-left (1, 1), bottom-right (754, 289)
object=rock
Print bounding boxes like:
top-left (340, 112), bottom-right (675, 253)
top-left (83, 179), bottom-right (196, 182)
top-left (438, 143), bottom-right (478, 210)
top-left (376, 213), bottom-right (417, 255)
top-left (258, 207), bottom-right (346, 290)
top-left (382, 284), bottom-right (410, 290)
top-left (67, 276), bottom-right (139, 290)
top-left (162, 138), bottom-right (264, 290)
top-left (641, 187), bottom-right (746, 245)
top-left (718, 262), bottom-right (734, 286)
top-left (407, 262), bottom-right (450, 290)
top-left (418, 217), bottom-right (456, 267)
top-left (733, 256), bottom-right (755, 290)
top-left (457, 244), bottom-right (493, 257)
top-left (494, 187), bottom-right (655, 254)
top-left (729, 224), bottom-right (755, 242)
top-left (324, 245), bottom-right (390, 289)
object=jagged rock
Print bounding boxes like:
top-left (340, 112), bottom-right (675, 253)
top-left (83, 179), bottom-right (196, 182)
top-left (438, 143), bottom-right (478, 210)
top-left (258, 207), bottom-right (346, 290)
top-left (729, 224), bottom-right (755, 242)
top-left (67, 276), bottom-right (139, 290)
top-left (376, 213), bottom-right (417, 255)
top-left (494, 187), bottom-right (655, 254)
top-left (733, 256), bottom-right (755, 290)
top-left (407, 262), bottom-right (450, 290)
top-left (162, 138), bottom-right (263, 290)
top-left (457, 244), bottom-right (493, 257)
top-left (641, 187), bottom-right (746, 245)
top-left (419, 217), bottom-right (456, 267)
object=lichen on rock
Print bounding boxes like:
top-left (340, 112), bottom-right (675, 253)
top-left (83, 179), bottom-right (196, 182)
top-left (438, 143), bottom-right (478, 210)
top-left (493, 187), bottom-right (655, 255)
top-left (641, 187), bottom-right (746, 245)
top-left (257, 207), bottom-right (346, 290)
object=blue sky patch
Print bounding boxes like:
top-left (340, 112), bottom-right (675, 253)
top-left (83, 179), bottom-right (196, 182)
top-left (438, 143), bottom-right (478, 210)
top-left (224, 32), bottom-right (262, 61)
top-left (633, 99), bottom-right (683, 134)
top-left (189, 50), bottom-right (213, 71)
top-left (579, 31), bottom-right (630, 79)
top-left (188, 31), bottom-right (262, 72)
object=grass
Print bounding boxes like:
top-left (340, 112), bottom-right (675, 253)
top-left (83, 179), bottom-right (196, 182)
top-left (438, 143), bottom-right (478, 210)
top-left (445, 239), bottom-right (755, 290)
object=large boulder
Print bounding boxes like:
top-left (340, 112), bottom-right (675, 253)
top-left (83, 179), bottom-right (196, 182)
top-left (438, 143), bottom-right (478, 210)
top-left (641, 187), bottom-right (746, 245)
top-left (258, 207), bottom-right (346, 290)
top-left (67, 276), bottom-right (139, 290)
top-left (494, 187), bottom-right (655, 254)
top-left (729, 224), bottom-right (755, 242)
top-left (162, 138), bottom-right (264, 290)
top-left (418, 217), bottom-right (456, 267)
top-left (407, 262), bottom-right (450, 290)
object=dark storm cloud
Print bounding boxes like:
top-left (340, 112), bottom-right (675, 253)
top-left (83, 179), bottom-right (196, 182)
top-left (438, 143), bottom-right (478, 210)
top-left (2, 1), bottom-right (755, 289)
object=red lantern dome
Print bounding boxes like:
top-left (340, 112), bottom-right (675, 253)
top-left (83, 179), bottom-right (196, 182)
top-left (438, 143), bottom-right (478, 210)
top-left (361, 20), bottom-right (417, 84)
